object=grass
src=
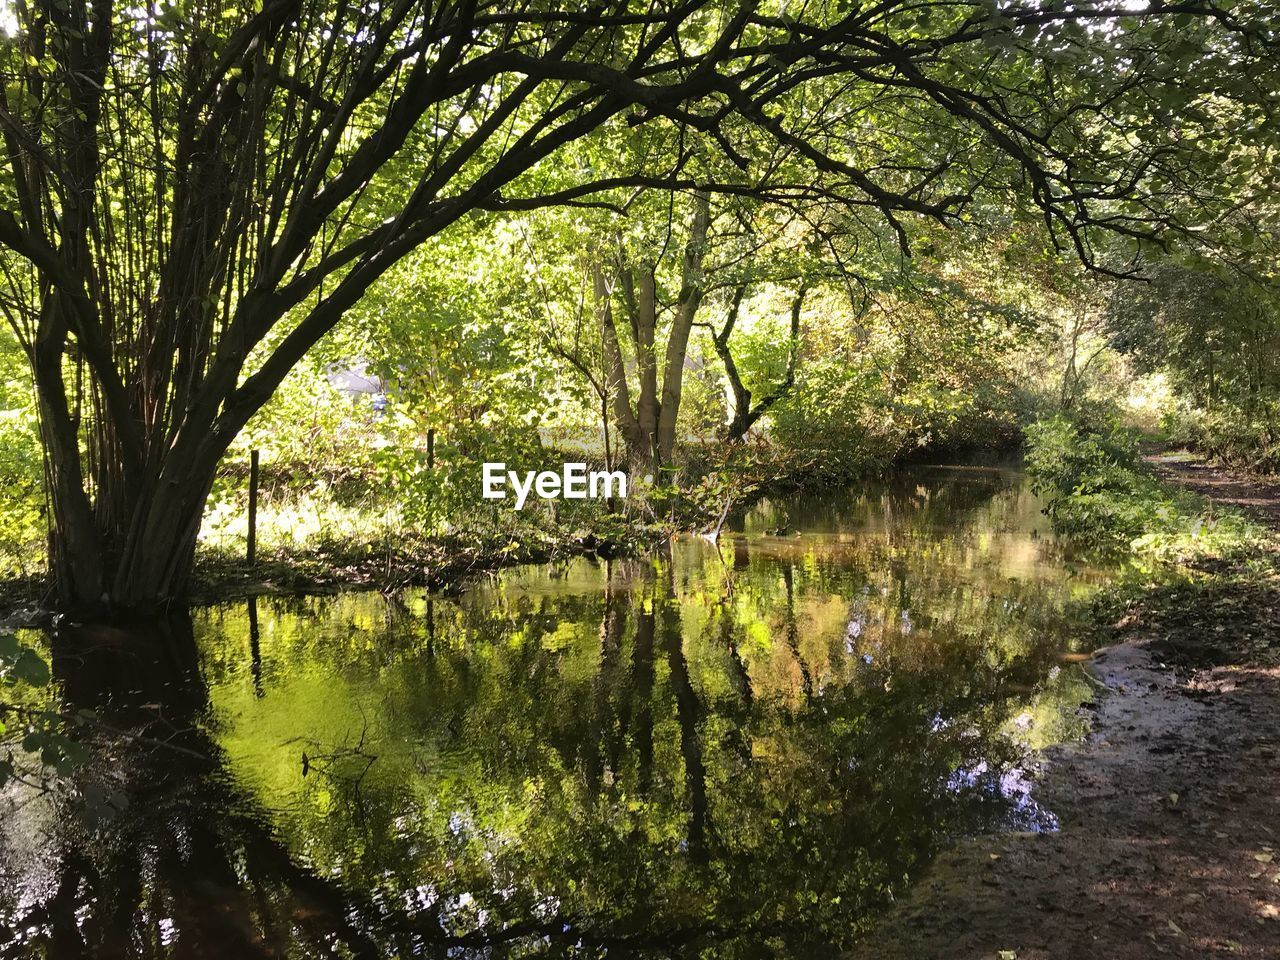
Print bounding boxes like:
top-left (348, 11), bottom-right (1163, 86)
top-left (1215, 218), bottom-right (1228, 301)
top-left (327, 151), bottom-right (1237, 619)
top-left (1026, 414), bottom-right (1280, 672)
top-left (1025, 415), bottom-right (1270, 565)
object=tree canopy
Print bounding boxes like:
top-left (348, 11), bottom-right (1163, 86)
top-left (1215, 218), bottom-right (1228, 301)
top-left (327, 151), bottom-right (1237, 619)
top-left (0, 0), bottom-right (1276, 612)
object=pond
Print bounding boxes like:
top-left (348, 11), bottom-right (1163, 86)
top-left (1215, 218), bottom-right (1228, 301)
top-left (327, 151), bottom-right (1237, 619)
top-left (1, 465), bottom-right (1110, 958)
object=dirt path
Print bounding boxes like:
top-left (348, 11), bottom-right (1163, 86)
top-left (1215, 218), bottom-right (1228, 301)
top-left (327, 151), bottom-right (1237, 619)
top-left (1145, 450), bottom-right (1280, 527)
top-left (847, 453), bottom-right (1280, 960)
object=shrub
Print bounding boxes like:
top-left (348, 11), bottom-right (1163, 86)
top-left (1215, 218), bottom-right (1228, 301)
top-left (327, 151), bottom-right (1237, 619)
top-left (1162, 404), bottom-right (1280, 475)
top-left (1025, 415), bottom-right (1263, 561)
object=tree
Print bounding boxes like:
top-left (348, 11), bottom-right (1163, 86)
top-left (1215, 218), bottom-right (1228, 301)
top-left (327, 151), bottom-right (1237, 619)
top-left (710, 281), bottom-right (809, 442)
top-left (535, 190), bottom-right (828, 467)
top-left (0, 0), bottom-right (1274, 616)
top-left (592, 189), bottom-right (712, 470)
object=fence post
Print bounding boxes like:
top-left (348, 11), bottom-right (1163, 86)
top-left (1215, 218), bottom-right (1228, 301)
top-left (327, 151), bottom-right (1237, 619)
top-left (247, 449), bottom-right (260, 566)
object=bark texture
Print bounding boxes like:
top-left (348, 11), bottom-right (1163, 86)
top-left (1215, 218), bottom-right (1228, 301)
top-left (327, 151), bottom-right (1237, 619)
top-left (594, 192), bottom-right (711, 471)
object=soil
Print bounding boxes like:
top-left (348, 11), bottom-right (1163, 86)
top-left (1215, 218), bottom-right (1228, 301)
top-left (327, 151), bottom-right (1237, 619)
top-left (1145, 450), bottom-right (1280, 528)
top-left (847, 450), bottom-right (1280, 960)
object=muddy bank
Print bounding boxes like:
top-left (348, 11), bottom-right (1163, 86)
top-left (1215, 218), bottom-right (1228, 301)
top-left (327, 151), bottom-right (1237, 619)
top-left (848, 450), bottom-right (1280, 960)
top-left (847, 646), bottom-right (1280, 959)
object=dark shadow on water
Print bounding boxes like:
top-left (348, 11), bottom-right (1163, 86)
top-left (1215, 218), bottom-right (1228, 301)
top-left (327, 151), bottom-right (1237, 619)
top-left (11, 618), bottom-right (390, 958)
top-left (10, 621), bottom-right (663, 958)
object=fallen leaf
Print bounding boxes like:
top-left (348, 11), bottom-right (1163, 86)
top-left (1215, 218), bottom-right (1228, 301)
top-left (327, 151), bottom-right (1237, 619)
top-left (998, 952), bottom-right (1017, 960)
top-left (1167, 919), bottom-right (1184, 936)
top-left (1168, 792), bottom-right (1179, 805)
top-left (1259, 904), bottom-right (1279, 921)
top-left (1255, 852), bottom-right (1275, 863)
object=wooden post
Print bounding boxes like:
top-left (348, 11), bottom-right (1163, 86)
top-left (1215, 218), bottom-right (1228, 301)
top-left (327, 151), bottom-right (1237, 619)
top-left (247, 448), bottom-right (259, 566)
top-left (427, 428), bottom-right (436, 470)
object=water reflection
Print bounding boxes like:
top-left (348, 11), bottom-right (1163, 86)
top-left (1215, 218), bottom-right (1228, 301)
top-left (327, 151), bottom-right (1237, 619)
top-left (1, 467), bottom-right (1101, 958)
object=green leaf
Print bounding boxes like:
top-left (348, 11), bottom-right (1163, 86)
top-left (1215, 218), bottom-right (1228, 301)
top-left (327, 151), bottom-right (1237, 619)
top-left (12, 648), bottom-right (50, 687)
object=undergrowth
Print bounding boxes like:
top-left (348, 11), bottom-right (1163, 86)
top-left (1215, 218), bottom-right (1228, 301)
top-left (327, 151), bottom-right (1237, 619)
top-left (1025, 415), bottom-right (1267, 564)
top-left (1027, 414), bottom-right (1280, 671)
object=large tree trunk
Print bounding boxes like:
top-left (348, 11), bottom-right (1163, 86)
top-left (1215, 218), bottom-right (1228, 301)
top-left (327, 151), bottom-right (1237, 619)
top-left (654, 193), bottom-right (710, 465)
top-left (43, 407), bottom-right (231, 618)
top-left (594, 260), bottom-right (654, 471)
top-left (109, 466), bottom-right (219, 612)
top-left (36, 334), bottom-right (106, 610)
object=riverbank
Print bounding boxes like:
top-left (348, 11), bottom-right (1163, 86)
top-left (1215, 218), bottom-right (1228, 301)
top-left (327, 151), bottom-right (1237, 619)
top-left (847, 448), bottom-right (1280, 959)
top-left (0, 526), bottom-right (651, 628)
top-left (189, 526), bottom-right (645, 603)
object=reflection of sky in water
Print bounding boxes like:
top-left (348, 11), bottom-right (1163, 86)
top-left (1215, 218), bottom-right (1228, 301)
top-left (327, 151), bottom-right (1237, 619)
top-left (947, 762), bottom-right (1060, 833)
top-left (1, 465), bottom-right (1106, 959)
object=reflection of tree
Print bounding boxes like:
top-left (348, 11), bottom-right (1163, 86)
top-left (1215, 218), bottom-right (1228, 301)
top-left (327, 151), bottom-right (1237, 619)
top-left (585, 562), bottom-right (627, 797)
top-left (248, 594), bottom-right (264, 697)
top-left (658, 554), bottom-right (709, 863)
top-left (718, 599), bottom-right (754, 711)
top-left (7, 617), bottom-right (700, 958)
top-left (749, 466), bottom-right (1025, 542)
top-left (2, 469), bottom-right (1092, 958)
top-left (5, 617), bottom-right (390, 958)
top-left (627, 587), bottom-right (656, 798)
top-left (780, 563), bottom-right (814, 698)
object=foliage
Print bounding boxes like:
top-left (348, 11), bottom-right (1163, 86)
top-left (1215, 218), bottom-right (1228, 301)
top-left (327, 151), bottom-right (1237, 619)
top-left (766, 250), bottom-right (1035, 482)
top-left (1161, 402), bottom-right (1280, 475)
top-left (0, 0), bottom-right (1275, 608)
top-left (1106, 227), bottom-right (1280, 471)
top-left (0, 326), bottom-right (42, 579)
top-left (0, 632), bottom-right (85, 792)
top-left (1025, 415), bottom-right (1263, 561)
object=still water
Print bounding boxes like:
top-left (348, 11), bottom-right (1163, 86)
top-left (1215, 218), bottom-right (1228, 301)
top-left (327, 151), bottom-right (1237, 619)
top-left (2, 466), bottom-right (1108, 958)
